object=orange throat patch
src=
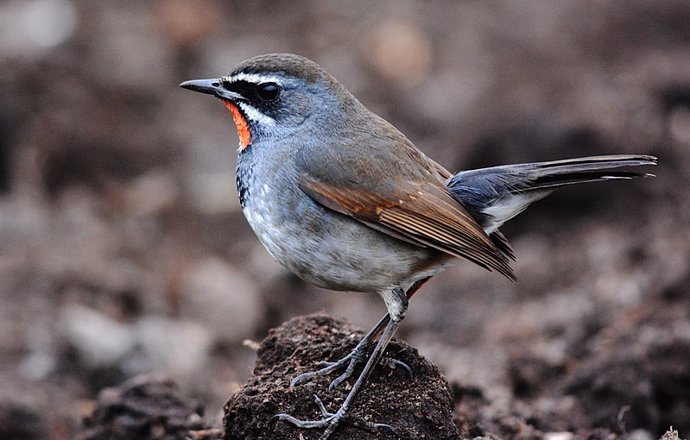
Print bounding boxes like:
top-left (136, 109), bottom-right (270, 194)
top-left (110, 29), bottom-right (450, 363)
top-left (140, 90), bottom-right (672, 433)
top-left (222, 100), bottom-right (251, 150)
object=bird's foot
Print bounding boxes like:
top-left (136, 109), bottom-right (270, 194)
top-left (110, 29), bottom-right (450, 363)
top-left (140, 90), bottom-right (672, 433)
top-left (291, 347), bottom-right (411, 391)
top-left (275, 395), bottom-right (394, 440)
top-left (290, 349), bottom-right (360, 389)
top-left (279, 317), bottom-right (403, 439)
top-left (291, 314), bottom-right (391, 390)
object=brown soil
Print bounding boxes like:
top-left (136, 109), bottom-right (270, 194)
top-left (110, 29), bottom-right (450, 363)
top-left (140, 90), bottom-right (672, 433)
top-left (224, 314), bottom-right (458, 440)
top-left (75, 375), bottom-right (219, 440)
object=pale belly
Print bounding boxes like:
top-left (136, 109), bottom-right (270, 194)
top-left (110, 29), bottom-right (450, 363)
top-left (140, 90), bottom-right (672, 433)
top-left (241, 181), bottom-right (448, 293)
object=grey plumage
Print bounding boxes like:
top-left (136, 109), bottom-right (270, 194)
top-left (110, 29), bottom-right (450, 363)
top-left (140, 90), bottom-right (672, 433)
top-left (448, 155), bottom-right (657, 233)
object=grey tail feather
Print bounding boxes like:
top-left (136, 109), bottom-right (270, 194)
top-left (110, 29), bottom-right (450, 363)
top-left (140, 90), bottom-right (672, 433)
top-left (448, 154), bottom-right (656, 239)
top-left (494, 154), bottom-right (657, 191)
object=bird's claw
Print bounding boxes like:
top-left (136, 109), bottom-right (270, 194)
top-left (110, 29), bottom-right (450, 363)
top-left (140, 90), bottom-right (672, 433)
top-left (313, 394), bottom-right (335, 417)
top-left (273, 411), bottom-right (335, 429)
top-left (327, 354), bottom-right (361, 391)
top-left (274, 395), bottom-right (342, 439)
top-left (290, 354), bottom-right (355, 387)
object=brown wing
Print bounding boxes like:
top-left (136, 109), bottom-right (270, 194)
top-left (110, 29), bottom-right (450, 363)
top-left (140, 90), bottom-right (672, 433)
top-left (295, 139), bottom-right (516, 281)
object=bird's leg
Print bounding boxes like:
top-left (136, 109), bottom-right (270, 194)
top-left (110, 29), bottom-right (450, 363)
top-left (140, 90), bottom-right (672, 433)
top-left (290, 277), bottom-right (430, 390)
top-left (276, 314), bottom-right (403, 439)
top-left (276, 287), bottom-right (410, 438)
top-left (276, 280), bottom-right (430, 438)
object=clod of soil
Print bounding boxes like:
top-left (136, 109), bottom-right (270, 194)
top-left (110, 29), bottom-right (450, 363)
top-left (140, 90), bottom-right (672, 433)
top-left (76, 375), bottom-right (221, 440)
top-left (0, 401), bottom-right (47, 440)
top-left (224, 314), bottom-right (459, 440)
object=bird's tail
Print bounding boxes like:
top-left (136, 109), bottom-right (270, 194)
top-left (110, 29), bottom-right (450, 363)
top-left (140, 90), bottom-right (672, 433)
top-left (448, 154), bottom-right (657, 236)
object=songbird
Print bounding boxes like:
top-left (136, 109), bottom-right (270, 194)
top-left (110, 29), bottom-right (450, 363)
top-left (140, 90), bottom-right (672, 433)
top-left (180, 53), bottom-right (656, 439)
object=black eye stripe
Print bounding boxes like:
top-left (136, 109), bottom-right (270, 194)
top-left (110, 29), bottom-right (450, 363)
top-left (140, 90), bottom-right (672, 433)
top-left (221, 79), bottom-right (280, 102)
top-left (221, 79), bottom-right (254, 95)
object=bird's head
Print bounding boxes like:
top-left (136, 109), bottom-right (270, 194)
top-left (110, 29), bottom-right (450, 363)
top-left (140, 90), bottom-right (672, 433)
top-left (180, 53), bottom-right (358, 151)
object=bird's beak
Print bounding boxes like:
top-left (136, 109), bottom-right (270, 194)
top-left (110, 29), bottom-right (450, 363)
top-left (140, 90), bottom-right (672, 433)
top-left (179, 78), bottom-right (244, 101)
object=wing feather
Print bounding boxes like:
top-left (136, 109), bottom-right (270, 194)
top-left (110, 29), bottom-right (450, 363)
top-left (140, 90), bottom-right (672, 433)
top-left (294, 132), bottom-right (515, 281)
top-left (299, 175), bottom-right (516, 281)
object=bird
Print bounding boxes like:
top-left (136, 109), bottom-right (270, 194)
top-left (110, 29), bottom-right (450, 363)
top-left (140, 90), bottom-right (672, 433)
top-left (180, 53), bottom-right (656, 439)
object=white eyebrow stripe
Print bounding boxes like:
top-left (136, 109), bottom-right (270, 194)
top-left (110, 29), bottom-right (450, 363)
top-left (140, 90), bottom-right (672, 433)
top-left (237, 101), bottom-right (276, 126)
top-left (222, 72), bottom-right (283, 85)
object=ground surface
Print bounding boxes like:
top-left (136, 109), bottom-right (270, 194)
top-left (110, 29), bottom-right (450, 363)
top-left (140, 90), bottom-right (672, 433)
top-left (1, 1), bottom-right (689, 440)
top-left (76, 375), bottom-right (215, 440)
top-left (224, 315), bottom-right (458, 440)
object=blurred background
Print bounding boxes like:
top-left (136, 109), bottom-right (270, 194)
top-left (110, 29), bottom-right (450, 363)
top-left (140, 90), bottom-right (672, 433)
top-left (0, 0), bottom-right (688, 438)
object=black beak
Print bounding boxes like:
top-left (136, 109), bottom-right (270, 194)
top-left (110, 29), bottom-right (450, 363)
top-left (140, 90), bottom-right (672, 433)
top-left (179, 78), bottom-right (244, 101)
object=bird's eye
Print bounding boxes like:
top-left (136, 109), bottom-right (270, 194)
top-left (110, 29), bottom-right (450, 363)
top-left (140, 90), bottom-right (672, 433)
top-left (256, 82), bottom-right (280, 101)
